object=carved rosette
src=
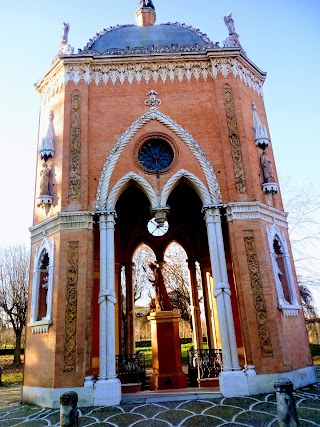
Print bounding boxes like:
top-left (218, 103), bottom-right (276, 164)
top-left (243, 230), bottom-right (274, 358)
top-left (69, 91), bottom-right (81, 202)
top-left (224, 84), bottom-right (247, 194)
top-left (64, 241), bottom-right (79, 372)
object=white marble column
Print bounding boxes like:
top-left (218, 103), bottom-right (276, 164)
top-left (188, 260), bottom-right (203, 350)
top-left (98, 214), bottom-right (108, 382)
top-left (213, 209), bottom-right (240, 371)
top-left (95, 212), bottom-right (121, 406)
top-left (204, 207), bottom-right (240, 371)
top-left (105, 212), bottom-right (117, 380)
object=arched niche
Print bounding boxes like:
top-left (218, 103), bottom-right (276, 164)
top-left (29, 237), bottom-right (55, 333)
top-left (266, 224), bottom-right (301, 317)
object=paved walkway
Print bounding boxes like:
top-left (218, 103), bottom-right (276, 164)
top-left (0, 368), bottom-right (319, 426)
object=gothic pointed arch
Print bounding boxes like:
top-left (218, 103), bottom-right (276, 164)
top-left (96, 108), bottom-right (221, 210)
top-left (160, 169), bottom-right (212, 206)
top-left (29, 236), bottom-right (55, 333)
top-left (106, 171), bottom-right (158, 211)
top-left (266, 223), bottom-right (301, 317)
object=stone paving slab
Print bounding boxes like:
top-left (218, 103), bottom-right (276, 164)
top-left (0, 371), bottom-right (319, 426)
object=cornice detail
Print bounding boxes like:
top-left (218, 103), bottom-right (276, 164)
top-left (226, 202), bottom-right (288, 229)
top-left (96, 108), bottom-right (221, 210)
top-left (30, 212), bottom-right (94, 243)
top-left (37, 56), bottom-right (264, 104)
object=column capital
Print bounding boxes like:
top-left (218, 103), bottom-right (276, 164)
top-left (99, 211), bottom-right (117, 229)
top-left (203, 205), bottom-right (222, 225)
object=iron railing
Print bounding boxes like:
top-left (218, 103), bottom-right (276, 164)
top-left (116, 352), bottom-right (146, 385)
top-left (188, 349), bottom-right (222, 386)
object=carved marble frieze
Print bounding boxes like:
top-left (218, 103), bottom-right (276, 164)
top-left (30, 212), bottom-right (94, 243)
top-left (37, 56), bottom-right (265, 104)
top-left (69, 90), bottom-right (81, 202)
top-left (243, 230), bottom-right (274, 358)
top-left (226, 202), bottom-right (288, 229)
top-left (224, 84), bottom-right (247, 194)
top-left (64, 241), bottom-right (79, 372)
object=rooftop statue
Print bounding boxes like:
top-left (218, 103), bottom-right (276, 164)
top-left (53, 22), bottom-right (74, 61)
top-left (140, 0), bottom-right (155, 9)
top-left (223, 12), bottom-right (247, 56)
top-left (224, 13), bottom-right (236, 35)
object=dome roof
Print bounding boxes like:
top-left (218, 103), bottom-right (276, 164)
top-left (81, 23), bottom-right (217, 55)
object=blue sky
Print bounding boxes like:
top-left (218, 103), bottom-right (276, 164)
top-left (0, 0), bottom-right (319, 304)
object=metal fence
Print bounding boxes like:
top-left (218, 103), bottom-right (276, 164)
top-left (116, 352), bottom-right (146, 385)
top-left (188, 348), bottom-right (222, 386)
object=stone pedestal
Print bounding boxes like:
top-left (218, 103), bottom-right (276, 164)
top-left (148, 311), bottom-right (188, 390)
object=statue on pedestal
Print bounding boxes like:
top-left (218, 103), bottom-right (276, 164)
top-left (39, 162), bottom-right (50, 196)
top-left (148, 262), bottom-right (173, 312)
top-left (224, 13), bottom-right (236, 35)
top-left (260, 150), bottom-right (275, 183)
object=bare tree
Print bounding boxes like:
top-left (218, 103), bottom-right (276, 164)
top-left (281, 177), bottom-right (320, 315)
top-left (299, 281), bottom-right (318, 319)
top-left (0, 245), bottom-right (29, 364)
top-left (163, 243), bottom-right (191, 322)
top-left (132, 245), bottom-right (155, 304)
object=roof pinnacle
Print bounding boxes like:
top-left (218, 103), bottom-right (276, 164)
top-left (136, 0), bottom-right (156, 26)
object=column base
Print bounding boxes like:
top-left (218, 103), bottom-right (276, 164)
top-left (220, 370), bottom-right (249, 397)
top-left (150, 372), bottom-right (188, 391)
top-left (219, 365), bottom-right (317, 397)
top-left (93, 378), bottom-right (121, 406)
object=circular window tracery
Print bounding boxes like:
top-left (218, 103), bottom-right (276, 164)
top-left (134, 133), bottom-right (177, 174)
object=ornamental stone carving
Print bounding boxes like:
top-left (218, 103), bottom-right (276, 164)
top-left (243, 230), bottom-right (274, 358)
top-left (40, 111), bottom-right (55, 160)
top-left (145, 90), bottom-right (161, 109)
top-left (224, 84), bottom-right (247, 194)
top-left (37, 57), bottom-right (265, 104)
top-left (64, 241), bottom-right (79, 372)
top-left (69, 90), bottom-right (81, 202)
top-left (252, 101), bottom-right (269, 149)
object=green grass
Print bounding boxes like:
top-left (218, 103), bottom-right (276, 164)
top-left (136, 342), bottom-right (204, 368)
top-left (310, 344), bottom-right (320, 357)
top-left (1, 371), bottom-right (23, 386)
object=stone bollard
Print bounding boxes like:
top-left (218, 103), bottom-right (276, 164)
top-left (60, 391), bottom-right (79, 427)
top-left (274, 378), bottom-right (300, 427)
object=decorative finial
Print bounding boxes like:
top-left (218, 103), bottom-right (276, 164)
top-left (40, 111), bottom-right (55, 160)
top-left (223, 13), bottom-right (246, 56)
top-left (145, 90), bottom-right (161, 109)
top-left (252, 101), bottom-right (270, 149)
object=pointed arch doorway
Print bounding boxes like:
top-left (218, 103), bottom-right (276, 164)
top-left (93, 171), bottom-right (244, 393)
top-left (100, 180), bottom-right (235, 387)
